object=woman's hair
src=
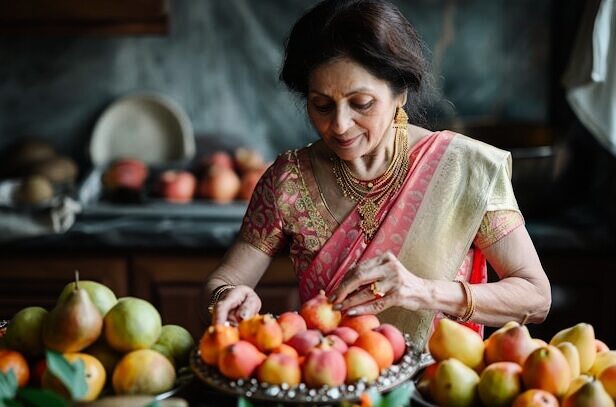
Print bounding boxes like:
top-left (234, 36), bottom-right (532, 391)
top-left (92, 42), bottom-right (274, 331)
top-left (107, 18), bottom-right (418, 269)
top-left (280, 0), bottom-right (433, 124)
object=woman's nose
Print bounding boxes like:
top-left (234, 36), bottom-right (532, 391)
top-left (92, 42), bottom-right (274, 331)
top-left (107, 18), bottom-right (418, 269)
top-left (332, 106), bottom-right (354, 135)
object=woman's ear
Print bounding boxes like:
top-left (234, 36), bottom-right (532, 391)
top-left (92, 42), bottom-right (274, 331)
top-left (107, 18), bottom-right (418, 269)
top-left (398, 92), bottom-right (408, 107)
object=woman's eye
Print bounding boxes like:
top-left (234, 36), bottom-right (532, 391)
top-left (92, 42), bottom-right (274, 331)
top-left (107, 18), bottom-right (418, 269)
top-left (352, 100), bottom-right (374, 110)
top-left (314, 104), bottom-right (334, 113)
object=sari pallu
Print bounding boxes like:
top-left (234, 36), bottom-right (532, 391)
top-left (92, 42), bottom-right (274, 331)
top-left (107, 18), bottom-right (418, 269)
top-left (299, 131), bottom-right (517, 349)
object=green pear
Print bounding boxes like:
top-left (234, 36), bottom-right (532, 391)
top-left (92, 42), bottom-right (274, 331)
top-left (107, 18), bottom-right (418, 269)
top-left (430, 358), bottom-right (480, 407)
top-left (558, 342), bottom-right (581, 377)
top-left (43, 276), bottom-right (103, 352)
top-left (4, 306), bottom-right (48, 357)
top-left (590, 351), bottom-right (616, 377)
top-left (562, 379), bottom-right (614, 407)
top-left (153, 324), bottom-right (194, 367)
top-left (58, 280), bottom-right (117, 317)
top-left (478, 362), bottom-right (523, 407)
top-left (550, 323), bottom-right (596, 373)
top-left (428, 318), bottom-right (485, 369)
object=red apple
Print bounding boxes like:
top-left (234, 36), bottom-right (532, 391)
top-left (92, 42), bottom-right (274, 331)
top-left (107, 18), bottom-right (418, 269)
top-left (198, 166), bottom-right (241, 203)
top-left (158, 170), bottom-right (196, 203)
top-left (202, 151), bottom-right (234, 171)
top-left (102, 158), bottom-right (148, 191)
top-left (234, 147), bottom-right (265, 174)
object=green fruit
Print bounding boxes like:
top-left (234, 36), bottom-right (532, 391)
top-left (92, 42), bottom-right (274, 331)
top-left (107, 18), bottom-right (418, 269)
top-left (85, 338), bottom-right (122, 378)
top-left (151, 343), bottom-right (175, 367)
top-left (5, 306), bottom-right (48, 357)
top-left (58, 281), bottom-right (117, 317)
top-left (154, 325), bottom-right (194, 367)
top-left (104, 297), bottom-right (162, 353)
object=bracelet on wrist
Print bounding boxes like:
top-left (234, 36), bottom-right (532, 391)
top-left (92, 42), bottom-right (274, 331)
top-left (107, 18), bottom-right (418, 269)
top-left (444, 280), bottom-right (475, 323)
top-left (207, 284), bottom-right (236, 316)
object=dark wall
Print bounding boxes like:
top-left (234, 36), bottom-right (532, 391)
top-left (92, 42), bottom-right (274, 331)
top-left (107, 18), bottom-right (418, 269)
top-left (0, 0), bottom-right (550, 164)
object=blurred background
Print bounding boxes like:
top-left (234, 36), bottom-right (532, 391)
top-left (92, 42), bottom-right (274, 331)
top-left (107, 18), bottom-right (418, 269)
top-left (0, 0), bottom-right (614, 345)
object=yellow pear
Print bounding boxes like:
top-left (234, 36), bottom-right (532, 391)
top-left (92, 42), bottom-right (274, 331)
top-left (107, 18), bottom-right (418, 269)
top-left (558, 342), bottom-right (581, 378)
top-left (430, 358), bottom-right (480, 407)
top-left (562, 379), bottom-right (614, 407)
top-left (428, 319), bottom-right (484, 369)
top-left (590, 351), bottom-right (616, 377)
top-left (550, 323), bottom-right (596, 373)
top-left (566, 374), bottom-right (594, 399)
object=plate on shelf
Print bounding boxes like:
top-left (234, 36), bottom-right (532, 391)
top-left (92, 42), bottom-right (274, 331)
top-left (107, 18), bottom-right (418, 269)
top-left (190, 334), bottom-right (426, 405)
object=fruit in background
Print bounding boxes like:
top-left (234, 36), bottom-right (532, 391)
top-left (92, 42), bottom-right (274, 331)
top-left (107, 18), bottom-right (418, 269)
top-left (596, 339), bottom-right (610, 353)
top-left (485, 321), bottom-right (539, 366)
top-left (339, 314), bottom-right (380, 335)
top-left (251, 314), bottom-right (283, 353)
top-left (28, 156), bottom-right (78, 185)
top-left (345, 346), bottom-right (380, 384)
top-left (85, 339), bottom-right (121, 378)
top-left (198, 165), bottom-right (241, 203)
top-left (43, 352), bottom-right (106, 402)
top-left (58, 280), bottom-right (117, 317)
top-left (478, 362), bottom-right (523, 407)
top-left (30, 359), bottom-right (46, 387)
top-left (534, 339), bottom-right (549, 348)
top-left (257, 352), bottom-right (301, 386)
top-left (112, 349), bottom-right (176, 395)
top-left (522, 346), bottom-right (572, 397)
top-left (428, 318), bottom-right (485, 370)
top-left (430, 358), bottom-right (480, 407)
top-left (43, 275), bottom-right (103, 353)
top-left (599, 365), bottom-right (616, 399)
top-left (102, 158), bottom-right (148, 191)
top-left (354, 330), bottom-right (394, 370)
top-left (234, 147), bottom-right (265, 174)
top-left (512, 389), bottom-right (560, 407)
top-left (562, 379), bottom-right (615, 407)
top-left (325, 335), bottom-right (348, 354)
top-left (153, 325), bottom-right (194, 367)
top-left (238, 314), bottom-right (264, 344)
top-left (550, 322), bottom-right (596, 373)
top-left (416, 362), bottom-right (439, 399)
top-left (104, 297), bottom-right (162, 353)
top-left (286, 329), bottom-right (323, 356)
top-left (238, 166), bottom-right (268, 201)
top-left (299, 291), bottom-right (341, 334)
top-left (202, 151), bottom-right (234, 171)
top-left (331, 326), bottom-right (359, 346)
top-left (218, 340), bottom-right (266, 380)
top-left (277, 311), bottom-right (307, 343)
top-left (14, 175), bottom-right (54, 205)
top-left (6, 139), bottom-right (57, 176)
top-left (374, 324), bottom-right (406, 363)
top-left (271, 344), bottom-right (299, 359)
top-left (0, 349), bottom-right (30, 387)
top-left (4, 306), bottom-right (48, 357)
top-left (567, 375), bottom-right (594, 399)
top-left (199, 323), bottom-right (239, 366)
top-left (589, 350), bottom-right (616, 377)
top-left (557, 342), bottom-right (581, 378)
top-left (302, 343), bottom-right (346, 388)
top-left (157, 170), bottom-right (196, 203)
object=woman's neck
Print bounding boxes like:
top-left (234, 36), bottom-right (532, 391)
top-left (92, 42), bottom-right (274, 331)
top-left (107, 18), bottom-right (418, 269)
top-left (344, 126), bottom-right (397, 180)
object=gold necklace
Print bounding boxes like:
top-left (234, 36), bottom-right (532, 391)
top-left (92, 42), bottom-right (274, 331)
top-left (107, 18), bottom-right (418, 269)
top-left (332, 124), bottom-right (410, 239)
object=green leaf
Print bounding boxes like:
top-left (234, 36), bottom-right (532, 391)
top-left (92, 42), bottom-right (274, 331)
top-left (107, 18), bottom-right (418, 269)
top-left (45, 351), bottom-right (88, 400)
top-left (16, 388), bottom-right (69, 407)
top-left (0, 369), bottom-right (18, 400)
top-left (381, 382), bottom-right (412, 407)
top-left (237, 397), bottom-right (255, 407)
top-left (365, 386), bottom-right (383, 407)
top-left (145, 401), bottom-right (161, 407)
top-left (0, 398), bottom-right (22, 407)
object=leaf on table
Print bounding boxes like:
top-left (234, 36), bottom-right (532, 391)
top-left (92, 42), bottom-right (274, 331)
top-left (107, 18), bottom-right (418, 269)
top-left (0, 369), bottom-right (18, 400)
top-left (16, 388), bottom-right (69, 407)
top-left (381, 382), bottom-right (412, 407)
top-left (237, 397), bottom-right (255, 407)
top-left (45, 351), bottom-right (88, 400)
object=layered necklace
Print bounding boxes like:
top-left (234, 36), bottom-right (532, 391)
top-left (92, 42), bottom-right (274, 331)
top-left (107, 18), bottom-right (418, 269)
top-left (332, 111), bottom-right (410, 240)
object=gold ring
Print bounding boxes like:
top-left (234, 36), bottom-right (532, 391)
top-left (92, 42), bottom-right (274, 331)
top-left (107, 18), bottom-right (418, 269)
top-left (370, 281), bottom-right (385, 299)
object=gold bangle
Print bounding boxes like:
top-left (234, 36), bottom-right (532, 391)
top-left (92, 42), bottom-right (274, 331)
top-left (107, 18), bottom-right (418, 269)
top-left (207, 284), bottom-right (236, 316)
top-left (445, 280), bottom-right (475, 323)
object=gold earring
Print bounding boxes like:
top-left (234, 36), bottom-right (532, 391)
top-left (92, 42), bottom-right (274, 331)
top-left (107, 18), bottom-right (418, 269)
top-left (393, 106), bottom-right (408, 130)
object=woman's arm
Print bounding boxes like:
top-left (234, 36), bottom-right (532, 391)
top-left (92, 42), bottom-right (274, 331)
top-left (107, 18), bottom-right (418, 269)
top-left (204, 240), bottom-right (273, 324)
top-left (332, 225), bottom-right (551, 327)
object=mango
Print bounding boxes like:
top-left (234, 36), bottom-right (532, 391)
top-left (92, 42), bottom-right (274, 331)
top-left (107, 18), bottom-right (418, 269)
top-left (550, 323), bottom-right (596, 373)
top-left (429, 319), bottom-right (484, 370)
top-left (430, 358), bottom-right (480, 407)
top-left (522, 346), bottom-right (572, 398)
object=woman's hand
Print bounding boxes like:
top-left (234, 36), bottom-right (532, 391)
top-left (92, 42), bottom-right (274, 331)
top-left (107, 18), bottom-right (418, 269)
top-left (212, 285), bottom-right (262, 325)
top-left (331, 251), bottom-right (427, 315)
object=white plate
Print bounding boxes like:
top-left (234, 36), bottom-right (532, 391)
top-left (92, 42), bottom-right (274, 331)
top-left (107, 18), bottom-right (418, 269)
top-left (90, 93), bottom-right (195, 166)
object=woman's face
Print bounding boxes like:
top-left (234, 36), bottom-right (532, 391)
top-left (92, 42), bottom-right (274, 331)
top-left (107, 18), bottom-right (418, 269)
top-left (307, 57), bottom-right (405, 161)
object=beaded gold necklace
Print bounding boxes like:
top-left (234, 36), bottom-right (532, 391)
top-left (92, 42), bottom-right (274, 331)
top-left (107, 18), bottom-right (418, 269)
top-left (331, 119), bottom-right (410, 240)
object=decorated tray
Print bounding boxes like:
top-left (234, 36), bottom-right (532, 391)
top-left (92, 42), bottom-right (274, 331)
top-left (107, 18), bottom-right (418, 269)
top-left (190, 333), bottom-right (426, 405)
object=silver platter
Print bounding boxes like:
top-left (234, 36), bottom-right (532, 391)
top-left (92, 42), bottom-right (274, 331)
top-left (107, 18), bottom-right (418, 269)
top-left (190, 333), bottom-right (426, 405)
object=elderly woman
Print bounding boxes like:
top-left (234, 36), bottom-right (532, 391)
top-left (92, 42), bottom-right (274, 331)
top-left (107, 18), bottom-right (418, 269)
top-left (204, 0), bottom-right (551, 346)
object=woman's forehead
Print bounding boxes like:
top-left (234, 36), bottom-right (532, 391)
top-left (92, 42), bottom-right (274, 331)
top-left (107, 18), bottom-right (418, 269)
top-left (308, 58), bottom-right (389, 97)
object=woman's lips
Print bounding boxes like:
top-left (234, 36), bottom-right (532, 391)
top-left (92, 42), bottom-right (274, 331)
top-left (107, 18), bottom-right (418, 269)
top-left (336, 135), bottom-right (360, 148)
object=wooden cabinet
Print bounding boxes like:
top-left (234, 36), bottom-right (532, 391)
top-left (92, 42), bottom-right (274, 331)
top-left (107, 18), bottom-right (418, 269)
top-left (0, 0), bottom-right (169, 35)
top-left (0, 256), bottom-right (128, 321)
top-left (131, 255), bottom-right (298, 339)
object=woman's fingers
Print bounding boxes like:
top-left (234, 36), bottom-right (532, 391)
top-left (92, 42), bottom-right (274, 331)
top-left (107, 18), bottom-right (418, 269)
top-left (336, 279), bottom-right (391, 312)
top-left (236, 291), bottom-right (262, 320)
top-left (213, 286), bottom-right (251, 325)
top-left (346, 295), bottom-right (395, 316)
top-left (333, 256), bottom-right (392, 304)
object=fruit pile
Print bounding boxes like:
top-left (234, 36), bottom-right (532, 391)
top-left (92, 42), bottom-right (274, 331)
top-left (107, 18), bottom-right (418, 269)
top-left (102, 147), bottom-right (269, 204)
top-left (0, 275), bottom-right (194, 403)
top-left (418, 319), bottom-right (616, 407)
top-left (199, 291), bottom-right (406, 388)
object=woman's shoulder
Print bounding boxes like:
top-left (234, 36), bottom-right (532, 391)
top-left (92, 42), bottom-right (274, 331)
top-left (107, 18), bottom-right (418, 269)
top-left (437, 129), bottom-right (511, 165)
